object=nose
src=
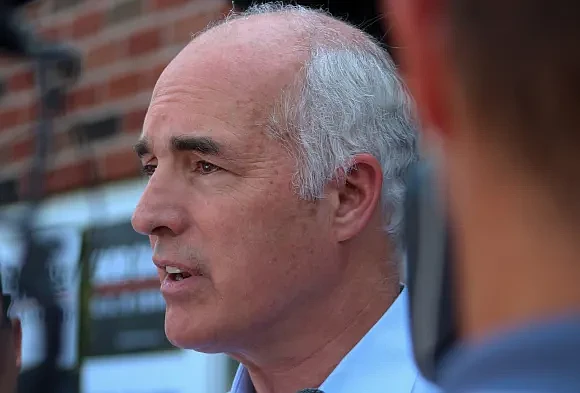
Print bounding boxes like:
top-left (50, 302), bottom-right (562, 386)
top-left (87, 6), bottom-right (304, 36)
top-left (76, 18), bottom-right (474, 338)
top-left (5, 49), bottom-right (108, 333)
top-left (131, 172), bottom-right (189, 238)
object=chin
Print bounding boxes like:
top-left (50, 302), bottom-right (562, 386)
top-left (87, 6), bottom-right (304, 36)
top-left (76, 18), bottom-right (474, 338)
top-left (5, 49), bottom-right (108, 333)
top-left (164, 304), bottom-right (227, 353)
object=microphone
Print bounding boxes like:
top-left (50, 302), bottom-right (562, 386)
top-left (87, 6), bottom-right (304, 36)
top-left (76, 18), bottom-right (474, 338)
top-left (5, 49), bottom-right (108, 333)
top-left (0, 0), bottom-right (80, 69)
top-left (0, 0), bottom-right (82, 91)
top-left (0, 0), bottom-right (40, 56)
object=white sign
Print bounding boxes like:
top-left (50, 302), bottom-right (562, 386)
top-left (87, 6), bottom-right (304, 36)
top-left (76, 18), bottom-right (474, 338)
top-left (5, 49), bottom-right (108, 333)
top-left (0, 226), bottom-right (81, 370)
top-left (81, 350), bottom-right (231, 393)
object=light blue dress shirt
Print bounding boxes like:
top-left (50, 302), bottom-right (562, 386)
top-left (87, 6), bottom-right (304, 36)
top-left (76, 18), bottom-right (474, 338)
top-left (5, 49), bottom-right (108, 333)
top-left (229, 288), bottom-right (439, 393)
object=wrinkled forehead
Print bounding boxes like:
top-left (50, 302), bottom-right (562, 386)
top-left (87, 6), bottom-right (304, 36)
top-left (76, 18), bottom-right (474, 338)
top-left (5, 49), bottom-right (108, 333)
top-left (146, 55), bottom-right (262, 135)
top-left (142, 21), bottom-right (306, 153)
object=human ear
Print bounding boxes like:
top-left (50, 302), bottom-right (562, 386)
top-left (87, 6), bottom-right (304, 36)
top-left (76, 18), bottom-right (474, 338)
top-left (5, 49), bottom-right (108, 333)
top-left (333, 154), bottom-right (383, 242)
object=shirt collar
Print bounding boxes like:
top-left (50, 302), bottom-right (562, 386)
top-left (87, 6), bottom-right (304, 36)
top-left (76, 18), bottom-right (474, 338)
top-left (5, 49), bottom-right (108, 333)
top-left (318, 287), bottom-right (430, 393)
top-left (230, 287), bottom-right (436, 393)
top-left (230, 363), bottom-right (255, 393)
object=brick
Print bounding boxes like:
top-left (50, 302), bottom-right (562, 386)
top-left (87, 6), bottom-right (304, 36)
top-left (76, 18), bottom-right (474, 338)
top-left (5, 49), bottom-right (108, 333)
top-left (0, 108), bottom-right (23, 129)
top-left (40, 26), bottom-right (62, 41)
top-left (151, 63), bottom-right (167, 79)
top-left (67, 85), bottom-right (98, 112)
top-left (40, 20), bottom-right (73, 42)
top-left (54, 0), bottom-right (83, 12)
top-left (171, 6), bottom-right (230, 44)
top-left (72, 116), bottom-right (120, 144)
top-left (71, 10), bottom-right (104, 39)
top-left (86, 41), bottom-right (123, 70)
top-left (215, 3), bottom-right (233, 18)
top-left (55, 131), bottom-right (72, 152)
top-left (150, 0), bottom-right (189, 11)
top-left (0, 58), bottom-right (17, 68)
top-left (12, 136), bottom-right (35, 161)
top-left (98, 146), bottom-right (142, 182)
top-left (7, 69), bottom-right (35, 92)
top-left (45, 159), bottom-right (94, 194)
top-left (24, 102), bottom-right (38, 124)
top-left (145, 63), bottom-right (168, 87)
top-left (25, 2), bottom-right (43, 18)
top-left (107, 72), bottom-right (143, 100)
top-left (107, 0), bottom-right (142, 26)
top-left (128, 27), bottom-right (164, 57)
top-left (0, 104), bottom-right (35, 130)
top-left (172, 13), bottom-right (210, 44)
top-left (31, 147), bottom-right (141, 196)
top-left (0, 144), bottom-right (11, 167)
top-left (123, 108), bottom-right (148, 133)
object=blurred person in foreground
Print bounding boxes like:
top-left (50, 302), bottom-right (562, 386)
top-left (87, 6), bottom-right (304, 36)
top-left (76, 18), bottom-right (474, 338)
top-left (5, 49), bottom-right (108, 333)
top-left (386, 0), bottom-right (580, 391)
top-left (0, 276), bottom-right (22, 393)
top-left (131, 4), bottom-right (436, 393)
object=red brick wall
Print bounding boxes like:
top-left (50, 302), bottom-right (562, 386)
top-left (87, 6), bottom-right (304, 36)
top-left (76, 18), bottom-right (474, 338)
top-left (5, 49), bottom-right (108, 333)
top-left (0, 0), bottom-right (231, 204)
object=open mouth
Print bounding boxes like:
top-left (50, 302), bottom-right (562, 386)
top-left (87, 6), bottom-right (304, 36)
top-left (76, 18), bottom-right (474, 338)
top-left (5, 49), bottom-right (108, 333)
top-left (165, 266), bottom-right (194, 281)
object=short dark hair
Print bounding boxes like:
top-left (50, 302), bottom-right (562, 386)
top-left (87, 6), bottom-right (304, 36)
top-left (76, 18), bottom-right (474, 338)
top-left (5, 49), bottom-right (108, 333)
top-left (449, 0), bottom-right (580, 216)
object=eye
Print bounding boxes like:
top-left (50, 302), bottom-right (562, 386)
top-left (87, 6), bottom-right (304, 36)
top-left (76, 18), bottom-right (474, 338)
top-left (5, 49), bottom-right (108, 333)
top-left (195, 161), bottom-right (221, 175)
top-left (141, 164), bottom-right (156, 177)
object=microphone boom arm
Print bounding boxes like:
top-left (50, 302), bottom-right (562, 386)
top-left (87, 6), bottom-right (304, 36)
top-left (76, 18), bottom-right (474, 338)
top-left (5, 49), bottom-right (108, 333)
top-left (1, 2), bottom-right (82, 391)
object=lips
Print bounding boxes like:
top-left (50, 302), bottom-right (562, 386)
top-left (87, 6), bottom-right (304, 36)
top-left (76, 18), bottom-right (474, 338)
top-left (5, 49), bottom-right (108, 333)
top-left (164, 265), bottom-right (193, 281)
top-left (153, 259), bottom-right (206, 296)
top-left (154, 260), bottom-right (199, 277)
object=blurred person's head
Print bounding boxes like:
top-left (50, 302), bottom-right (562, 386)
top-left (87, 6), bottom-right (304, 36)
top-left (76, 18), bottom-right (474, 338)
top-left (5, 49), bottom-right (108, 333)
top-left (386, 0), bottom-right (580, 341)
top-left (0, 278), bottom-right (22, 393)
top-left (131, 3), bottom-right (416, 389)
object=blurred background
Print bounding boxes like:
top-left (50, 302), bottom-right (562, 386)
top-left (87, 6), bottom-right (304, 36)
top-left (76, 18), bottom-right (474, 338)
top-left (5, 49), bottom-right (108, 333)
top-left (0, 0), bottom-right (386, 392)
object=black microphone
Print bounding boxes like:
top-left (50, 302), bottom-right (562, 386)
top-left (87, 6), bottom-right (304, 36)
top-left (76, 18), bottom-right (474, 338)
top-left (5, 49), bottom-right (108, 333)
top-left (0, 0), bottom-right (80, 67)
top-left (296, 390), bottom-right (324, 393)
top-left (0, 0), bottom-right (82, 92)
top-left (0, 0), bottom-right (40, 56)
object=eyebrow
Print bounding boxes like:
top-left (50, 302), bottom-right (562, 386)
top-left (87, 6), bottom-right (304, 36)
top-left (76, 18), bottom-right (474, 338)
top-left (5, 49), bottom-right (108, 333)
top-left (133, 135), bottom-right (222, 158)
top-left (133, 138), bottom-right (150, 158)
top-left (171, 135), bottom-right (221, 155)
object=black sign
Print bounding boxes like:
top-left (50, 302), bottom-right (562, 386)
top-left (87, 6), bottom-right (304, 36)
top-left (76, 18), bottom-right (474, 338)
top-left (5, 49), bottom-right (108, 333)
top-left (80, 222), bottom-right (175, 357)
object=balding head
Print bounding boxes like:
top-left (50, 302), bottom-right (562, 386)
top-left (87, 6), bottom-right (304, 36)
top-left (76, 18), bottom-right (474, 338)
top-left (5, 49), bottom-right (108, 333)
top-left (194, 3), bottom-right (370, 54)
top-left (153, 6), bottom-right (372, 133)
top-left (132, 5), bottom-right (416, 381)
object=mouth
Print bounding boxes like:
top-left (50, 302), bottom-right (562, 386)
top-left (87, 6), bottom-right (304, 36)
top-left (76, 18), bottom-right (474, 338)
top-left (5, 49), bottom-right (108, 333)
top-left (165, 266), bottom-right (194, 281)
top-left (153, 259), bottom-right (208, 296)
top-left (154, 261), bottom-right (203, 283)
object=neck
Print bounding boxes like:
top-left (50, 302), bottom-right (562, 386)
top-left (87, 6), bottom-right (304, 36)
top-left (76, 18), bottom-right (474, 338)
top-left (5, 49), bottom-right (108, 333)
top-left (448, 134), bottom-right (580, 343)
top-left (229, 240), bottom-right (400, 393)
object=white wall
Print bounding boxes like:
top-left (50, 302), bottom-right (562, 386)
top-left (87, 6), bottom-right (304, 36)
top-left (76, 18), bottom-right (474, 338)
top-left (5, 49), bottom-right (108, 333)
top-left (0, 179), bottom-right (231, 393)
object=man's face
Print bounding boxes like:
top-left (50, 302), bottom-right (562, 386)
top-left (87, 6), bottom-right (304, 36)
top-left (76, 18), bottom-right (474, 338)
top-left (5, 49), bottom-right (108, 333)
top-left (0, 295), bottom-right (21, 393)
top-left (131, 35), bottom-right (340, 352)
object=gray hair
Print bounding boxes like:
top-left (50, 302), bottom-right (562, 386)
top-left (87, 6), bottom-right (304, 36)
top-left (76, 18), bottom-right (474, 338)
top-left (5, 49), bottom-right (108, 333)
top-left (213, 3), bottom-right (418, 261)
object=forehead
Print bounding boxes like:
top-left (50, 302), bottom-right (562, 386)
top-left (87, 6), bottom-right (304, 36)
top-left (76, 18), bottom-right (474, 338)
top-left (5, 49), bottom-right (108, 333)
top-left (141, 17), bottom-right (307, 155)
top-left (142, 65), bottom-right (266, 156)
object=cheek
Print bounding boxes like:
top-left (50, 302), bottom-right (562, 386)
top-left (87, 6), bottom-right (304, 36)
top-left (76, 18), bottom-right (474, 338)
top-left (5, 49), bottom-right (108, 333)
top-left (194, 189), bottom-right (323, 283)
top-left (214, 204), bottom-right (330, 296)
